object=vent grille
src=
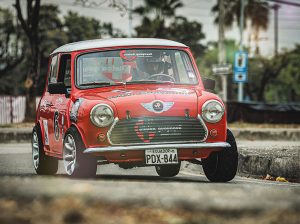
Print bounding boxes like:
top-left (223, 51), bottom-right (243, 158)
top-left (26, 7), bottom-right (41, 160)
top-left (108, 117), bottom-right (207, 145)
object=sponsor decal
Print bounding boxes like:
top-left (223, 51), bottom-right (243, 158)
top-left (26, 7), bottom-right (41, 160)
top-left (108, 90), bottom-right (192, 99)
top-left (55, 97), bottom-right (63, 105)
top-left (119, 50), bottom-right (153, 61)
top-left (54, 111), bottom-right (60, 141)
top-left (141, 100), bottom-right (174, 114)
top-left (61, 115), bottom-right (64, 142)
top-left (43, 120), bottom-right (49, 145)
top-left (119, 50), bottom-right (137, 61)
top-left (133, 120), bottom-right (183, 143)
top-left (134, 120), bottom-right (156, 143)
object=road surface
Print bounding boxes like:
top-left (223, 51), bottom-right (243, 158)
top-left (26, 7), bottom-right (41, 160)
top-left (0, 142), bottom-right (299, 224)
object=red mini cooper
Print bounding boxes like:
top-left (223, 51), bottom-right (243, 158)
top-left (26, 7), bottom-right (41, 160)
top-left (32, 38), bottom-right (238, 182)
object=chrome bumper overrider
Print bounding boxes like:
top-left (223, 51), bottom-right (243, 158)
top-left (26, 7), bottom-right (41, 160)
top-left (83, 142), bottom-right (231, 154)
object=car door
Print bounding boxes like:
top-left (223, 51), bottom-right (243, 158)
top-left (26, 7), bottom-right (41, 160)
top-left (39, 54), bottom-right (59, 153)
top-left (51, 54), bottom-right (72, 154)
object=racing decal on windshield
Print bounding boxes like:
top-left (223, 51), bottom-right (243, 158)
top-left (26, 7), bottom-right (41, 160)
top-left (43, 120), bottom-right (49, 145)
top-left (120, 50), bottom-right (137, 61)
top-left (54, 111), bottom-right (60, 141)
top-left (119, 50), bottom-right (153, 61)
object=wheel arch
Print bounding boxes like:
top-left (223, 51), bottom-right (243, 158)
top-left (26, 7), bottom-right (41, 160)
top-left (67, 123), bottom-right (88, 148)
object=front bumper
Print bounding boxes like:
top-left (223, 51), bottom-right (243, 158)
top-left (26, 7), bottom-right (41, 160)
top-left (83, 142), bottom-right (230, 154)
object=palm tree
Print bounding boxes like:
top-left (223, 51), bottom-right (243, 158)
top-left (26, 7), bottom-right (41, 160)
top-left (133, 0), bottom-right (183, 38)
top-left (133, 0), bottom-right (183, 20)
top-left (212, 0), bottom-right (269, 54)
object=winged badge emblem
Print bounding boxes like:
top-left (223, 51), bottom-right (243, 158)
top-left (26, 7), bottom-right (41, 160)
top-left (141, 100), bottom-right (174, 113)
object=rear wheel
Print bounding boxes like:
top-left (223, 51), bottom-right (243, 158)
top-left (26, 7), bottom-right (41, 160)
top-left (202, 129), bottom-right (238, 182)
top-left (63, 126), bottom-right (97, 178)
top-left (32, 125), bottom-right (58, 175)
top-left (155, 162), bottom-right (181, 177)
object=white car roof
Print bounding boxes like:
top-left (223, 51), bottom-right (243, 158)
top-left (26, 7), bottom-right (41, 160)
top-left (51, 38), bottom-right (188, 55)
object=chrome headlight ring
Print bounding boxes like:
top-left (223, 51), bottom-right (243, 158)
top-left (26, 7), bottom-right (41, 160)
top-left (201, 100), bottom-right (225, 123)
top-left (90, 104), bottom-right (115, 127)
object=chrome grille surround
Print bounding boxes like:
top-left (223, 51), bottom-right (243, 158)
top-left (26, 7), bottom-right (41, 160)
top-left (107, 114), bottom-right (208, 146)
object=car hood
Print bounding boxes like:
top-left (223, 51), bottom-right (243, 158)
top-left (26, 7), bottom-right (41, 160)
top-left (80, 86), bottom-right (199, 119)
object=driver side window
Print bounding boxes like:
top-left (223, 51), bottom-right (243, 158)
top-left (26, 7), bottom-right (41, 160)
top-left (57, 54), bottom-right (71, 88)
top-left (48, 55), bottom-right (58, 84)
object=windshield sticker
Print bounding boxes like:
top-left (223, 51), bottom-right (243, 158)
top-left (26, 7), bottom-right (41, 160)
top-left (188, 72), bottom-right (195, 78)
top-left (120, 50), bottom-right (153, 61)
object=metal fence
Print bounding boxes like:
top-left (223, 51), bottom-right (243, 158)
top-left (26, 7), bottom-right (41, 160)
top-left (0, 96), bottom-right (26, 125)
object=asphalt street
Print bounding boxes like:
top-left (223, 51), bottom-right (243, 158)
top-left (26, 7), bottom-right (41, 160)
top-left (0, 142), bottom-right (299, 213)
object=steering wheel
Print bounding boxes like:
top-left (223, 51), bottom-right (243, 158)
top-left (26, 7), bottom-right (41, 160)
top-left (149, 74), bottom-right (175, 82)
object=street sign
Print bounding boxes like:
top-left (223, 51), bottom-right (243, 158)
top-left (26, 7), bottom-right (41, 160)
top-left (234, 71), bottom-right (247, 83)
top-left (234, 51), bottom-right (248, 83)
top-left (212, 64), bottom-right (232, 75)
top-left (234, 51), bottom-right (248, 71)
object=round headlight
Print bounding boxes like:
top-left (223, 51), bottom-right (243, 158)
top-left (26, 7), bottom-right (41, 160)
top-left (90, 104), bottom-right (114, 127)
top-left (202, 100), bottom-right (224, 123)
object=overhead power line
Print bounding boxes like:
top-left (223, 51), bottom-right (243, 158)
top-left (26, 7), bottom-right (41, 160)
top-left (265, 0), bottom-right (300, 7)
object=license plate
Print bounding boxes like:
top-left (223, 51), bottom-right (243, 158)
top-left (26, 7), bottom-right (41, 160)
top-left (145, 149), bottom-right (178, 165)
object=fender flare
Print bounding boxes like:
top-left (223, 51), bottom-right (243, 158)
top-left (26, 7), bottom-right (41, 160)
top-left (67, 123), bottom-right (88, 148)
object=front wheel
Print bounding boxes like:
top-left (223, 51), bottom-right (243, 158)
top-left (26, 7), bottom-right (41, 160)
top-left (32, 125), bottom-right (58, 175)
top-left (202, 129), bottom-right (238, 182)
top-left (155, 162), bottom-right (181, 177)
top-left (63, 127), bottom-right (97, 178)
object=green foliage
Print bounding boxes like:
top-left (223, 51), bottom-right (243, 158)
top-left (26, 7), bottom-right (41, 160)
top-left (134, 0), bottom-right (205, 57)
top-left (64, 11), bottom-right (102, 42)
top-left (212, 0), bottom-right (269, 31)
top-left (197, 40), bottom-right (239, 98)
top-left (265, 46), bottom-right (300, 102)
top-left (0, 4), bottom-right (124, 95)
top-left (39, 5), bottom-right (67, 58)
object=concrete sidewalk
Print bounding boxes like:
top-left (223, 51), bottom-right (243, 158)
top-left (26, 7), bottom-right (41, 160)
top-left (183, 140), bottom-right (300, 180)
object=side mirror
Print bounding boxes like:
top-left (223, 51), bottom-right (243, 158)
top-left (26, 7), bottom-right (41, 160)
top-left (203, 78), bottom-right (215, 90)
top-left (48, 82), bottom-right (67, 95)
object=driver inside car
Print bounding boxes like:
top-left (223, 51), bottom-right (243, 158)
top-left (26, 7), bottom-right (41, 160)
top-left (134, 51), bottom-right (174, 81)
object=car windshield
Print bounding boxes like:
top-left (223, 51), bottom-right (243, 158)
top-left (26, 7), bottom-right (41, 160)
top-left (76, 49), bottom-right (198, 86)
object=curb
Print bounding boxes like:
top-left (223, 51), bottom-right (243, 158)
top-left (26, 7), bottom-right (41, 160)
top-left (237, 143), bottom-right (300, 180)
top-left (231, 128), bottom-right (300, 141)
top-left (0, 128), bottom-right (32, 143)
top-left (182, 142), bottom-right (300, 180)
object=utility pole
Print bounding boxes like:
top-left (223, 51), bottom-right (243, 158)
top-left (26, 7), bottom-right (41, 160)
top-left (218, 0), bottom-right (227, 102)
top-left (273, 4), bottom-right (280, 56)
top-left (128, 0), bottom-right (133, 37)
top-left (238, 0), bottom-right (245, 102)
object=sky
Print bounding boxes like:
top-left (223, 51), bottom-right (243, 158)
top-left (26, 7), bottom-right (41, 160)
top-left (1, 0), bottom-right (300, 57)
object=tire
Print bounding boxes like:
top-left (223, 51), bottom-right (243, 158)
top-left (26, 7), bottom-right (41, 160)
top-left (202, 129), bottom-right (238, 182)
top-left (155, 162), bottom-right (181, 177)
top-left (63, 126), bottom-right (97, 178)
top-left (32, 125), bottom-right (58, 175)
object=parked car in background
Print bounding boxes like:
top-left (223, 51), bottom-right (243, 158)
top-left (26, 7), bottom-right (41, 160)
top-left (32, 38), bottom-right (238, 182)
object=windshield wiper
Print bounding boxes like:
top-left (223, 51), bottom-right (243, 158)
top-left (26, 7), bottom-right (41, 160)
top-left (80, 81), bottom-right (125, 87)
top-left (126, 80), bottom-right (174, 85)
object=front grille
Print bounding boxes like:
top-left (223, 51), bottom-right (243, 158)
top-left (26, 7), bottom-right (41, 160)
top-left (108, 116), bottom-right (207, 145)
